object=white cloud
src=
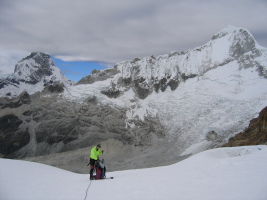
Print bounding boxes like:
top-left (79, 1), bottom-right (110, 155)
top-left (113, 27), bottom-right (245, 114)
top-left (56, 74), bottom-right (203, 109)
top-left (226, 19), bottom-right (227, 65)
top-left (0, 48), bottom-right (30, 74)
top-left (0, 0), bottom-right (266, 64)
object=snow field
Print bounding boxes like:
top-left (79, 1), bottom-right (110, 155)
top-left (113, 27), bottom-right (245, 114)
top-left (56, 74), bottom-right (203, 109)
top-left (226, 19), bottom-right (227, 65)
top-left (1, 145), bottom-right (266, 200)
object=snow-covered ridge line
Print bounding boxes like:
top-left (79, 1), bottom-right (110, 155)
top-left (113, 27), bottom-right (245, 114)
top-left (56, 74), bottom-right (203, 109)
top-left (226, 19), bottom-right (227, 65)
top-left (86, 25), bottom-right (265, 104)
top-left (113, 25), bottom-right (265, 83)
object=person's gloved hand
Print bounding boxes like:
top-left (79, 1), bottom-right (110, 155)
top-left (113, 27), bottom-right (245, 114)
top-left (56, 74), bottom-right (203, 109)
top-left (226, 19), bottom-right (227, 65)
top-left (101, 150), bottom-right (104, 153)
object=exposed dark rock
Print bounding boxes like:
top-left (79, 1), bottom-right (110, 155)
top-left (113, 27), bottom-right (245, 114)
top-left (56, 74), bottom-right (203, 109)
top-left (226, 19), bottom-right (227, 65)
top-left (181, 73), bottom-right (197, 81)
top-left (101, 81), bottom-right (121, 98)
top-left (223, 106), bottom-right (267, 147)
top-left (120, 77), bottom-right (132, 86)
top-left (0, 97), bottom-right (10, 108)
top-left (257, 64), bottom-right (267, 78)
top-left (230, 29), bottom-right (256, 58)
top-left (0, 114), bottom-right (22, 133)
top-left (131, 58), bottom-right (141, 63)
top-left (159, 78), bottom-right (168, 92)
top-left (0, 76), bottom-right (20, 90)
top-left (168, 78), bottom-right (179, 91)
top-left (44, 83), bottom-right (64, 93)
top-left (134, 81), bottom-right (150, 99)
top-left (85, 96), bottom-right (98, 104)
top-left (2, 91), bottom-right (30, 109)
top-left (101, 89), bottom-right (121, 98)
top-left (76, 68), bottom-right (119, 85)
top-left (0, 114), bottom-right (30, 156)
top-left (22, 110), bottom-right (32, 117)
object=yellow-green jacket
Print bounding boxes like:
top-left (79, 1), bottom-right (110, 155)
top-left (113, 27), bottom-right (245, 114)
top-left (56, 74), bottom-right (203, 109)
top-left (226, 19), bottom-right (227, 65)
top-left (90, 146), bottom-right (102, 160)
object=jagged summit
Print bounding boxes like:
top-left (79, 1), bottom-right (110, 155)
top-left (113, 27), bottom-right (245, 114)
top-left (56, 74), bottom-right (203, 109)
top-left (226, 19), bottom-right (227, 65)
top-left (210, 25), bottom-right (265, 51)
top-left (14, 52), bottom-right (56, 84)
top-left (15, 52), bottom-right (52, 72)
top-left (0, 52), bottom-right (73, 98)
top-left (212, 25), bottom-right (250, 39)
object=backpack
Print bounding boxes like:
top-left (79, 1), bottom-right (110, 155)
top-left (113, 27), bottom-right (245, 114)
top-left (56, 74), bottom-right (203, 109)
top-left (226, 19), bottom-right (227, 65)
top-left (94, 159), bottom-right (106, 179)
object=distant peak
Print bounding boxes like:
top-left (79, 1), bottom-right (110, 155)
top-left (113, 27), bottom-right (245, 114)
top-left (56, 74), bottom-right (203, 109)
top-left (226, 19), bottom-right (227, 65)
top-left (14, 51), bottom-right (55, 75)
top-left (212, 25), bottom-right (250, 40)
top-left (20, 52), bottom-right (50, 62)
top-left (221, 25), bottom-right (243, 32)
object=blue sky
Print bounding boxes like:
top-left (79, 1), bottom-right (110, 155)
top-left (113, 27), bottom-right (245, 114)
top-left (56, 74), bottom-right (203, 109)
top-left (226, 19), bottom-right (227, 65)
top-left (52, 57), bottom-right (109, 82)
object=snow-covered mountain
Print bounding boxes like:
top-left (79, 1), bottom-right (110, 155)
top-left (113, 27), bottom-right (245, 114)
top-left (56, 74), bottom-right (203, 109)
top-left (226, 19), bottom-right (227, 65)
top-left (77, 25), bottom-right (267, 98)
top-left (1, 145), bottom-right (267, 200)
top-left (64, 25), bottom-right (267, 155)
top-left (0, 26), bottom-right (267, 172)
top-left (0, 52), bottom-right (74, 98)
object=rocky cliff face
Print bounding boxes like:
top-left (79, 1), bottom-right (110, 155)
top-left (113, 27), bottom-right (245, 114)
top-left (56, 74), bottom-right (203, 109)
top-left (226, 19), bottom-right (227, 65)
top-left (223, 106), bottom-right (267, 146)
top-left (0, 52), bottom-right (73, 98)
top-left (0, 87), bottom-right (164, 159)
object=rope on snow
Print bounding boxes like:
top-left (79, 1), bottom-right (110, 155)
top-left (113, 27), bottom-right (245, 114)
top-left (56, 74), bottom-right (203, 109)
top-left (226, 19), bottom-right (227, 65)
top-left (83, 180), bottom-right (92, 200)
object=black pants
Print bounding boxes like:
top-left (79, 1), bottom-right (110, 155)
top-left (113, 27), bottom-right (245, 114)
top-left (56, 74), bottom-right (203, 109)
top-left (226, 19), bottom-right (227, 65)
top-left (90, 158), bottom-right (96, 177)
top-left (90, 158), bottom-right (97, 166)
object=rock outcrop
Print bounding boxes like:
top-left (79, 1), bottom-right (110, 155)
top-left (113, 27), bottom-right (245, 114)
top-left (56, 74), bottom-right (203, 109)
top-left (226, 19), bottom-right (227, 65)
top-left (76, 68), bottom-right (119, 85)
top-left (223, 106), bottom-right (267, 147)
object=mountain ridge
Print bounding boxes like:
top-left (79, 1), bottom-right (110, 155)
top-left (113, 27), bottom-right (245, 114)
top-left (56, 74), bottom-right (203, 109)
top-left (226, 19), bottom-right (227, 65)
top-left (76, 26), bottom-right (266, 100)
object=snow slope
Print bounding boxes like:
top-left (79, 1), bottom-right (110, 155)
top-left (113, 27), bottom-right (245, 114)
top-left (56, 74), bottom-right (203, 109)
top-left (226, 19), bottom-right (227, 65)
top-left (1, 145), bottom-right (266, 200)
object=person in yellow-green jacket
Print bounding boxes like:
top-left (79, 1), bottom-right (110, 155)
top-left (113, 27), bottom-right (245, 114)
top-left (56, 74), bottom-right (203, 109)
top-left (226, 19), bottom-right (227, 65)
top-left (90, 144), bottom-right (104, 180)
